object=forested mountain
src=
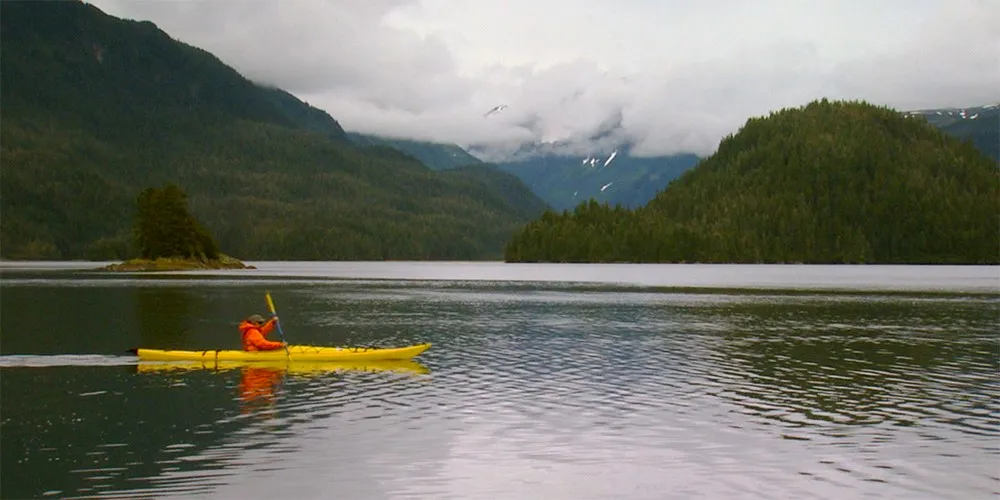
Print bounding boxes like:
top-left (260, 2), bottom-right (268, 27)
top-left (908, 104), bottom-right (999, 163)
top-left (505, 99), bottom-right (999, 264)
top-left (0, 0), bottom-right (546, 260)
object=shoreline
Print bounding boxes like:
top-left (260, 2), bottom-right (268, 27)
top-left (97, 255), bottom-right (255, 272)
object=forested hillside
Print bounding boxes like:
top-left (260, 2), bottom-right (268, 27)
top-left (505, 99), bottom-right (999, 264)
top-left (0, 0), bottom-right (546, 260)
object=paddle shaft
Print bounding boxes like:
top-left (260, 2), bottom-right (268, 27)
top-left (265, 291), bottom-right (290, 355)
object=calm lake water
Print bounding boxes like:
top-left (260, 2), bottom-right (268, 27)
top-left (1, 262), bottom-right (997, 499)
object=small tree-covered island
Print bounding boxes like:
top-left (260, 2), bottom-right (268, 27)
top-left (101, 184), bottom-right (254, 271)
top-left (504, 99), bottom-right (1000, 264)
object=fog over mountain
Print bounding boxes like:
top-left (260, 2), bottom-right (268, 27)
top-left (87, 0), bottom-right (999, 161)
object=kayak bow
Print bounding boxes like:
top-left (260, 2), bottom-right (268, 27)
top-left (132, 343), bottom-right (431, 362)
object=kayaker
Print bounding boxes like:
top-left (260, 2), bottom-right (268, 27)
top-left (239, 314), bottom-right (287, 351)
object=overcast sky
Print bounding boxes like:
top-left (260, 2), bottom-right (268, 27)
top-left (86, 0), bottom-right (999, 159)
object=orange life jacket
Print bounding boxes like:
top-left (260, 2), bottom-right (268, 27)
top-left (239, 318), bottom-right (283, 351)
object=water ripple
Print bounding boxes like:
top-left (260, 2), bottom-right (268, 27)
top-left (0, 354), bottom-right (137, 368)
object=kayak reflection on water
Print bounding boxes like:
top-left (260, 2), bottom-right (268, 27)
top-left (135, 359), bottom-right (431, 415)
top-left (238, 366), bottom-right (285, 415)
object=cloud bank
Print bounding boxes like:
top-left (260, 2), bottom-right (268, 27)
top-left (87, 0), bottom-right (1000, 160)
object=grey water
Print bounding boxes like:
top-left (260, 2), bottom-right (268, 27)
top-left (1, 262), bottom-right (997, 499)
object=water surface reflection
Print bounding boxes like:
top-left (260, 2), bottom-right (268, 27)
top-left (1, 268), bottom-right (997, 499)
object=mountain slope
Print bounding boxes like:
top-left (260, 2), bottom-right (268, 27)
top-left (907, 104), bottom-right (999, 163)
top-left (438, 164), bottom-right (550, 218)
top-left (343, 129), bottom-right (699, 211)
top-left (504, 99), bottom-right (999, 264)
top-left (2, 0), bottom-right (348, 142)
top-left (345, 132), bottom-right (483, 171)
top-left (493, 148), bottom-right (700, 210)
top-left (0, 0), bottom-right (546, 260)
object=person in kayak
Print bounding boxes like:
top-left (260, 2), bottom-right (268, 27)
top-left (239, 314), bottom-right (287, 351)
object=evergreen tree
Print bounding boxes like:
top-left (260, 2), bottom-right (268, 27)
top-left (134, 184), bottom-right (220, 260)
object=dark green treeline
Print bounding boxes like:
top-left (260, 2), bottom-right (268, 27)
top-left (504, 99), bottom-right (1000, 264)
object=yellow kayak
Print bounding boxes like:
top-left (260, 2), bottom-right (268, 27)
top-left (131, 343), bottom-right (431, 362)
top-left (136, 358), bottom-right (430, 375)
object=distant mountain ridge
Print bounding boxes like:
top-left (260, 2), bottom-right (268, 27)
top-left (344, 125), bottom-right (700, 211)
top-left (345, 132), bottom-right (482, 171)
top-left (906, 104), bottom-right (998, 124)
top-left (492, 146), bottom-right (700, 211)
top-left (905, 104), bottom-right (998, 163)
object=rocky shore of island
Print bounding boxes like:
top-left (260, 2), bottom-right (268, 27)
top-left (98, 254), bottom-right (255, 272)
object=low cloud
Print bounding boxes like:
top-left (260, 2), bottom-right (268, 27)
top-left (88, 0), bottom-right (1000, 160)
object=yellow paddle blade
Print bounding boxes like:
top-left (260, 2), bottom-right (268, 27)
top-left (265, 291), bottom-right (276, 315)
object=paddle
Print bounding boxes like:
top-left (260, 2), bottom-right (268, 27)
top-left (265, 291), bottom-right (290, 356)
